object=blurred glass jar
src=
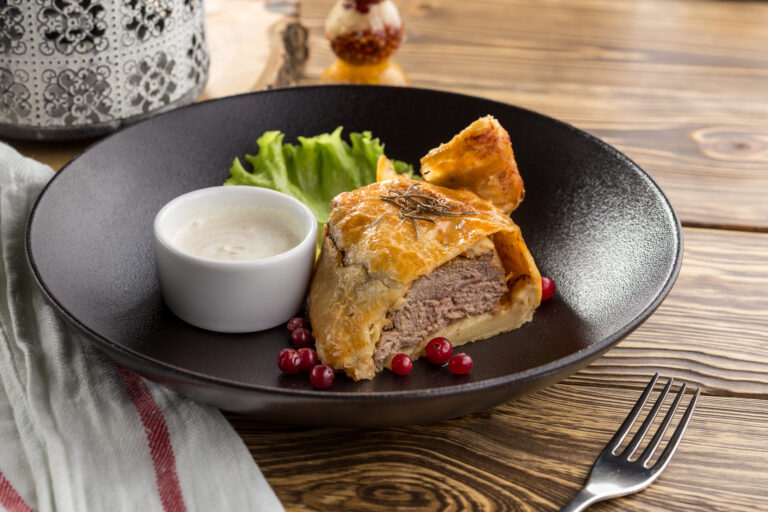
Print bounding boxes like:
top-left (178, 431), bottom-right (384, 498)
top-left (0, 0), bottom-right (209, 140)
top-left (321, 0), bottom-right (407, 85)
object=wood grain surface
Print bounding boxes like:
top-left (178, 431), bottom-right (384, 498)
top-left (300, 0), bottom-right (768, 231)
top-left (565, 227), bottom-right (768, 398)
top-left (232, 383), bottom-right (768, 511)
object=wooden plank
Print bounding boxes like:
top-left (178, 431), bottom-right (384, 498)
top-left (300, 0), bottom-right (768, 230)
top-left (200, 0), bottom-right (306, 99)
top-left (228, 383), bottom-right (768, 511)
top-left (565, 227), bottom-right (768, 397)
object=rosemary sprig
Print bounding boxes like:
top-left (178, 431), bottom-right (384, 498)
top-left (377, 183), bottom-right (476, 240)
top-left (369, 213), bottom-right (387, 228)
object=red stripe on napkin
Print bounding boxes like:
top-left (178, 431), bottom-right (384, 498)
top-left (0, 471), bottom-right (33, 512)
top-left (116, 364), bottom-right (187, 512)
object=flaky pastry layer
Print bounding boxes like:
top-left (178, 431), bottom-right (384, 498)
top-left (309, 175), bottom-right (541, 380)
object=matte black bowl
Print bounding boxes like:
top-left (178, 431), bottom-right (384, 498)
top-left (26, 86), bottom-right (681, 427)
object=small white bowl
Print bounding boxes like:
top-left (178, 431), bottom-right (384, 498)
top-left (153, 186), bottom-right (317, 333)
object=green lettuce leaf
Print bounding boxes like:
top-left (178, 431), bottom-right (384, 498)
top-left (224, 127), bottom-right (415, 233)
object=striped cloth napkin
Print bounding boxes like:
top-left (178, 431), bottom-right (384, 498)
top-left (0, 142), bottom-right (283, 512)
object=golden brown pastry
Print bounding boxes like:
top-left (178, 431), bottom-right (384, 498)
top-left (308, 117), bottom-right (541, 381)
top-left (421, 115), bottom-right (525, 215)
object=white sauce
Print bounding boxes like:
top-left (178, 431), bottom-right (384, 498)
top-left (325, 1), bottom-right (401, 39)
top-left (171, 206), bottom-right (301, 261)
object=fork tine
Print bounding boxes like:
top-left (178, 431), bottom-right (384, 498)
top-left (623, 378), bottom-right (673, 458)
top-left (638, 382), bottom-right (687, 466)
top-left (605, 373), bottom-right (659, 454)
top-left (651, 388), bottom-right (700, 470)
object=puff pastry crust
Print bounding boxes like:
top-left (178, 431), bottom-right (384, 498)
top-left (308, 117), bottom-right (541, 381)
top-left (421, 115), bottom-right (525, 215)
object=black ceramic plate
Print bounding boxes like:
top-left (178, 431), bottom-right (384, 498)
top-left (27, 86), bottom-right (681, 427)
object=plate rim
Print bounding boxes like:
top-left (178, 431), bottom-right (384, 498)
top-left (25, 84), bottom-right (684, 400)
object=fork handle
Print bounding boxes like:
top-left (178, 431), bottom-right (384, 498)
top-left (559, 489), bottom-right (601, 512)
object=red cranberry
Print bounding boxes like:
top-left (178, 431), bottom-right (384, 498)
top-left (425, 337), bottom-right (453, 365)
top-left (541, 276), bottom-right (556, 301)
top-left (310, 364), bottom-right (335, 389)
top-left (298, 347), bottom-right (318, 372)
top-left (287, 317), bottom-right (306, 332)
top-left (354, 0), bottom-right (380, 13)
top-left (449, 353), bottom-right (473, 375)
top-left (291, 327), bottom-right (314, 348)
top-left (277, 348), bottom-right (301, 374)
top-left (391, 353), bottom-right (413, 375)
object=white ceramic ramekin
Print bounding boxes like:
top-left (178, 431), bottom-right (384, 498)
top-left (153, 186), bottom-right (317, 333)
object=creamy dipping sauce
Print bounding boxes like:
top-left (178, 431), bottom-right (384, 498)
top-left (171, 206), bottom-right (302, 261)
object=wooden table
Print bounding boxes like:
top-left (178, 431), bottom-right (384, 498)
top-left (9, 0), bottom-right (768, 510)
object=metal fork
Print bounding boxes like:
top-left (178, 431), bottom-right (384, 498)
top-left (560, 373), bottom-right (700, 511)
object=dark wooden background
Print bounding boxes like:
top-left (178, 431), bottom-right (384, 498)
top-left (11, 0), bottom-right (768, 510)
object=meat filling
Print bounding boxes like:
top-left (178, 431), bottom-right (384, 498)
top-left (375, 250), bottom-right (507, 365)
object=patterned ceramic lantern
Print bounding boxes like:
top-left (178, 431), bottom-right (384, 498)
top-left (0, 0), bottom-right (209, 140)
